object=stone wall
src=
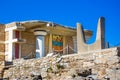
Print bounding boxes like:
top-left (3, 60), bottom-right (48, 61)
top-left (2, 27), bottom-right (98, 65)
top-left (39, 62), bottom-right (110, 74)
top-left (65, 36), bottom-right (74, 54)
top-left (2, 47), bottom-right (120, 80)
top-left (20, 31), bottom-right (74, 59)
top-left (5, 22), bottom-right (17, 28)
top-left (0, 24), bottom-right (5, 61)
top-left (21, 31), bottom-right (36, 58)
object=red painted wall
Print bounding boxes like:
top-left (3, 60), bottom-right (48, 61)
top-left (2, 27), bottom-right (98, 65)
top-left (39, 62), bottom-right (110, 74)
top-left (15, 31), bottom-right (20, 59)
top-left (15, 43), bottom-right (19, 59)
top-left (15, 31), bottom-right (20, 38)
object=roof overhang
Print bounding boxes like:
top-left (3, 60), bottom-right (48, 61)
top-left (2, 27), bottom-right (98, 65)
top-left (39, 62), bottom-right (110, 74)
top-left (5, 20), bottom-right (92, 40)
top-left (20, 20), bottom-right (92, 37)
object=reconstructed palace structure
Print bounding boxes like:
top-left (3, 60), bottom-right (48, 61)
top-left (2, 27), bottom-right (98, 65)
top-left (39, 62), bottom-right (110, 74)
top-left (0, 20), bottom-right (93, 61)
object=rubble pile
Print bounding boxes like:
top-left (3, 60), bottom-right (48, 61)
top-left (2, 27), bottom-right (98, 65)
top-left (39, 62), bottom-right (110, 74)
top-left (2, 47), bottom-right (120, 80)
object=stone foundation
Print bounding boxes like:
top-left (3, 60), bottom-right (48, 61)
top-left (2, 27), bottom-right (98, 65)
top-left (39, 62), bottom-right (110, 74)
top-left (1, 47), bottom-right (120, 80)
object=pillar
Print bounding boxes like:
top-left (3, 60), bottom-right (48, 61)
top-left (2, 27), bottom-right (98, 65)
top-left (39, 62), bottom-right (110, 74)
top-left (72, 36), bottom-right (77, 53)
top-left (49, 33), bottom-right (53, 53)
top-left (96, 17), bottom-right (105, 49)
top-left (8, 30), bottom-right (14, 61)
top-left (77, 23), bottom-right (86, 54)
top-left (63, 36), bottom-right (66, 54)
top-left (34, 30), bottom-right (47, 58)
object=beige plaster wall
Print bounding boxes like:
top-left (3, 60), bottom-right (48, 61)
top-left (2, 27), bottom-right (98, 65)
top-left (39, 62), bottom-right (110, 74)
top-left (21, 31), bottom-right (36, 58)
top-left (66, 36), bottom-right (74, 54)
top-left (45, 34), bottom-right (49, 56)
top-left (20, 31), bottom-right (74, 58)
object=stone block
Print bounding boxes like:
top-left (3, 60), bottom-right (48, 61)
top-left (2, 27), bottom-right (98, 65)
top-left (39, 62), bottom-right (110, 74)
top-left (83, 62), bottom-right (95, 67)
top-left (107, 56), bottom-right (119, 65)
top-left (94, 57), bottom-right (107, 64)
top-left (0, 44), bottom-right (5, 52)
top-left (41, 71), bottom-right (47, 78)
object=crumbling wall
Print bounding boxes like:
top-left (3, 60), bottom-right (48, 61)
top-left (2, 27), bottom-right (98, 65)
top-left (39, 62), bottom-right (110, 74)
top-left (3, 47), bottom-right (120, 80)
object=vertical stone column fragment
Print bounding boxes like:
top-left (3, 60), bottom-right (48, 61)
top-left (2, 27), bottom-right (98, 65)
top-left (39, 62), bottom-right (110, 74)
top-left (77, 17), bottom-right (105, 53)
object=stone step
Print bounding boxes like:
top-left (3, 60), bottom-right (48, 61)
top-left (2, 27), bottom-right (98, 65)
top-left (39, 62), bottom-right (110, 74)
top-left (0, 67), bottom-right (4, 78)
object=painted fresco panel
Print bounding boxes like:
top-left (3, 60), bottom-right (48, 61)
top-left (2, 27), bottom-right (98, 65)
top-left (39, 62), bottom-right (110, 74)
top-left (52, 34), bottom-right (63, 51)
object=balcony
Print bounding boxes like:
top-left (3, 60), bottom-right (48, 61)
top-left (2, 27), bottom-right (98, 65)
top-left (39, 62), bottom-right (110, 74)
top-left (16, 26), bottom-right (25, 31)
top-left (12, 38), bottom-right (26, 43)
top-left (5, 26), bottom-right (25, 31)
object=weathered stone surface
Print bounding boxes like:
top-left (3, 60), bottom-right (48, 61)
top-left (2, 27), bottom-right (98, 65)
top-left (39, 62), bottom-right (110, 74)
top-left (41, 71), bottom-right (47, 78)
top-left (83, 62), bottom-right (95, 67)
top-left (1, 47), bottom-right (120, 80)
top-left (46, 53), bottom-right (54, 57)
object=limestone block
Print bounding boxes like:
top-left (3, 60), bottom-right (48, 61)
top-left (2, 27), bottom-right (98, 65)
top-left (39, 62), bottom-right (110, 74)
top-left (5, 31), bottom-right (9, 41)
top-left (41, 71), bottom-right (48, 78)
top-left (74, 76), bottom-right (85, 80)
top-left (97, 68), bottom-right (106, 79)
top-left (106, 68), bottom-right (120, 80)
top-left (68, 69), bottom-right (77, 76)
top-left (0, 61), bottom-right (5, 66)
top-left (64, 76), bottom-right (73, 80)
top-left (5, 22), bottom-right (17, 28)
top-left (46, 53), bottom-right (54, 57)
top-left (94, 57), bottom-right (107, 64)
top-left (107, 56), bottom-right (119, 65)
top-left (0, 33), bottom-right (5, 41)
top-left (0, 44), bottom-right (5, 52)
top-left (79, 53), bottom-right (95, 61)
top-left (0, 53), bottom-right (5, 61)
top-left (92, 68), bottom-right (98, 75)
top-left (60, 62), bottom-right (69, 68)
top-left (83, 62), bottom-right (95, 67)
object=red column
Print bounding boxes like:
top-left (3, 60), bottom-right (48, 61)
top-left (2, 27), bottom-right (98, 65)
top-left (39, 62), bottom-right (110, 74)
top-left (15, 31), bottom-right (20, 59)
top-left (15, 43), bottom-right (19, 58)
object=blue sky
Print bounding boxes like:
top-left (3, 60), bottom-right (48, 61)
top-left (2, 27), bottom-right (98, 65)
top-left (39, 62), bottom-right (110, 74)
top-left (0, 0), bottom-right (120, 46)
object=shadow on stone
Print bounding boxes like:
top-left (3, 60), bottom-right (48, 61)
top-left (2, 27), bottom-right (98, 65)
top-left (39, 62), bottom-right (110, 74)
top-left (77, 69), bottom-right (92, 77)
top-left (33, 75), bottom-right (42, 80)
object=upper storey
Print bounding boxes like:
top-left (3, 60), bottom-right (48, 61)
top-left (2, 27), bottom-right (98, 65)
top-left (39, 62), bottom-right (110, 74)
top-left (5, 20), bottom-right (93, 40)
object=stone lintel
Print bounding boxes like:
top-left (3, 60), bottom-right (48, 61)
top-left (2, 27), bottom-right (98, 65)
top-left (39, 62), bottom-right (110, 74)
top-left (34, 30), bottom-right (47, 36)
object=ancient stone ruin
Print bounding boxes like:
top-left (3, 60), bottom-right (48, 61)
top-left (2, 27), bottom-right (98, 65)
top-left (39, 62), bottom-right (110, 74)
top-left (0, 17), bottom-right (120, 80)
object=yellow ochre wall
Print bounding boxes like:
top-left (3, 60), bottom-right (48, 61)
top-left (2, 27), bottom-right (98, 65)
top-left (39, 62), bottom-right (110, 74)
top-left (0, 24), bottom-right (5, 60)
top-left (21, 31), bottom-right (36, 58)
top-left (20, 31), bottom-right (74, 58)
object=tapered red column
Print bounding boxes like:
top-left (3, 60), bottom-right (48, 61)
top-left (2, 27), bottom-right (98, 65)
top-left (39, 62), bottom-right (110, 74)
top-left (34, 30), bottom-right (47, 58)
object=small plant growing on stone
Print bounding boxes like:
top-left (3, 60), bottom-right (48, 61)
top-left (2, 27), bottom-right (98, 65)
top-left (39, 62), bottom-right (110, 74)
top-left (30, 74), bottom-right (34, 77)
top-left (72, 74), bottom-right (76, 78)
top-left (56, 64), bottom-right (64, 69)
top-left (47, 67), bottom-right (53, 72)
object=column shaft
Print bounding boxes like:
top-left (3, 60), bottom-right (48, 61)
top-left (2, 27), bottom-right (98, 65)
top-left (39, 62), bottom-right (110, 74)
top-left (8, 30), bottom-right (14, 61)
top-left (72, 36), bottom-right (77, 53)
top-left (36, 36), bottom-right (45, 58)
top-left (49, 33), bottom-right (53, 53)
